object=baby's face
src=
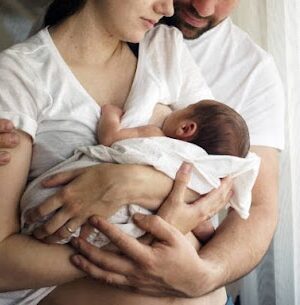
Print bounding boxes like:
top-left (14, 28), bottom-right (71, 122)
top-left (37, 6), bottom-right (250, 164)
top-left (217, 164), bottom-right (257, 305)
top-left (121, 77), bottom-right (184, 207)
top-left (162, 102), bottom-right (200, 137)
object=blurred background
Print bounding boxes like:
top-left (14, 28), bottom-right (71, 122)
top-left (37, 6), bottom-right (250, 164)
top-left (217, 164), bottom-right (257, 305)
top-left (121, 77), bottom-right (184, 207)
top-left (0, 1), bottom-right (299, 304)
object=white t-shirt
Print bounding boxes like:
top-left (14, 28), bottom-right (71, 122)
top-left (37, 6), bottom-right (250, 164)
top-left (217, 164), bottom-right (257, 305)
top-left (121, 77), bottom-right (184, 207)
top-left (185, 18), bottom-right (285, 149)
top-left (0, 25), bottom-right (212, 305)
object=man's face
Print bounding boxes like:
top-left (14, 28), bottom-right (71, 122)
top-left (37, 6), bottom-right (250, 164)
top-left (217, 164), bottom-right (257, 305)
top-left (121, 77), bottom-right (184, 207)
top-left (168, 0), bottom-right (239, 39)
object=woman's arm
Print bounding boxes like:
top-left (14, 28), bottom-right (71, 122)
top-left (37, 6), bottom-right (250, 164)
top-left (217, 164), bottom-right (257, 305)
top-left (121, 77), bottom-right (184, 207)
top-left (0, 130), bottom-right (84, 291)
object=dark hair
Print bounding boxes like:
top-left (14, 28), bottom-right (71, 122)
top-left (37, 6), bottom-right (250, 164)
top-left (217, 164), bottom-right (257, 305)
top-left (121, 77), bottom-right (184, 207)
top-left (190, 100), bottom-right (250, 158)
top-left (44, 0), bottom-right (87, 27)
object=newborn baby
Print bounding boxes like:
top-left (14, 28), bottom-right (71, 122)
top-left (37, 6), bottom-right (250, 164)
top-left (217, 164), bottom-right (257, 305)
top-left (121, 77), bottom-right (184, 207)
top-left (21, 99), bottom-right (259, 247)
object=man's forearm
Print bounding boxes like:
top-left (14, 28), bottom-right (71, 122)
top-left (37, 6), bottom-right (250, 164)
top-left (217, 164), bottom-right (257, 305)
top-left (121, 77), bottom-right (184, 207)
top-left (0, 234), bottom-right (84, 291)
top-left (196, 146), bottom-right (279, 293)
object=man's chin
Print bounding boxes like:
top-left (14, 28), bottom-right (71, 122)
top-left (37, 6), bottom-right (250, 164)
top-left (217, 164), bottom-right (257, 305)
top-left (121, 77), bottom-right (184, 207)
top-left (179, 23), bottom-right (209, 40)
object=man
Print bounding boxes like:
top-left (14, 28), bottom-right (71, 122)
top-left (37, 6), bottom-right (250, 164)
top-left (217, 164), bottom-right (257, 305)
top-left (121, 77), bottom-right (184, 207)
top-left (0, 0), bottom-right (284, 303)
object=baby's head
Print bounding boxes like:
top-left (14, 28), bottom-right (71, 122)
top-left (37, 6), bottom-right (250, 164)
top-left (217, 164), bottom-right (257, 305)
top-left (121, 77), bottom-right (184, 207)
top-left (162, 100), bottom-right (250, 157)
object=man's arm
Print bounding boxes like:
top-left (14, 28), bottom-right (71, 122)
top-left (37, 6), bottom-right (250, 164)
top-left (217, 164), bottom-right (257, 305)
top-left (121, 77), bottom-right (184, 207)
top-left (69, 146), bottom-right (279, 297)
top-left (197, 146), bottom-right (278, 290)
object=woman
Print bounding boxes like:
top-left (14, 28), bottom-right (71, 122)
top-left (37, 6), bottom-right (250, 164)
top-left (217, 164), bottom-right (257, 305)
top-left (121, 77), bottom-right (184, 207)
top-left (0, 0), bottom-right (231, 304)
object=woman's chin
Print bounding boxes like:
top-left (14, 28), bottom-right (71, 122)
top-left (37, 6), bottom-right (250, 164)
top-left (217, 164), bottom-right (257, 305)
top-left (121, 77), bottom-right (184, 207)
top-left (122, 30), bottom-right (149, 43)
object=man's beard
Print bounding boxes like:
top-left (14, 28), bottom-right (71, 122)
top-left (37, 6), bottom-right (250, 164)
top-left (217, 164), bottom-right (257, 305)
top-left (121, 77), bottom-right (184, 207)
top-left (161, 4), bottom-right (214, 40)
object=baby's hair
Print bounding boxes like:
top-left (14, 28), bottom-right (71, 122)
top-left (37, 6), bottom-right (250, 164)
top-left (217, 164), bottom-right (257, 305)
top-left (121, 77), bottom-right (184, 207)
top-left (189, 100), bottom-right (250, 157)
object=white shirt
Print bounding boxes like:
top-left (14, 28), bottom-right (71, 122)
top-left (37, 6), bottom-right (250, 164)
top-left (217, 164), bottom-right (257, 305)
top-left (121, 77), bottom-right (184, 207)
top-left (185, 18), bottom-right (285, 149)
top-left (0, 24), bottom-right (212, 305)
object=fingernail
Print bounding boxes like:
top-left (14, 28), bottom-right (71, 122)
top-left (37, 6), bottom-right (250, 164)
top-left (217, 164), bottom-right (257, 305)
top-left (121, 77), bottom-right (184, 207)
top-left (180, 162), bottom-right (192, 174)
top-left (89, 216), bottom-right (100, 226)
top-left (133, 213), bottom-right (145, 221)
top-left (4, 121), bottom-right (13, 131)
top-left (0, 152), bottom-right (9, 162)
top-left (72, 255), bottom-right (81, 265)
top-left (10, 134), bottom-right (19, 145)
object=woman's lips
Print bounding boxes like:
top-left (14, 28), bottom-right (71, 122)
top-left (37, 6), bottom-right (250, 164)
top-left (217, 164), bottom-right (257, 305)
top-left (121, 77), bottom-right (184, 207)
top-left (141, 18), bottom-right (156, 29)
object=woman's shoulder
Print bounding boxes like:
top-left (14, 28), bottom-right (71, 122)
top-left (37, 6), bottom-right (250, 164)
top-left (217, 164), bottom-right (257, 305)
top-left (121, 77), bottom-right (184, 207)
top-left (0, 28), bottom-right (50, 72)
top-left (142, 24), bottom-right (184, 49)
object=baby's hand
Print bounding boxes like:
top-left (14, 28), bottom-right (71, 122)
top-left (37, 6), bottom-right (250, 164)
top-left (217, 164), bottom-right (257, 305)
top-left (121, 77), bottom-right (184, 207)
top-left (101, 104), bottom-right (123, 117)
top-left (98, 104), bottom-right (124, 145)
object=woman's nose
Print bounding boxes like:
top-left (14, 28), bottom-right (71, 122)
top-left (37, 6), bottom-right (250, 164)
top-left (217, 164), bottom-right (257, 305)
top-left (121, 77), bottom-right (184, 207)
top-left (155, 0), bottom-right (175, 17)
top-left (191, 0), bottom-right (217, 17)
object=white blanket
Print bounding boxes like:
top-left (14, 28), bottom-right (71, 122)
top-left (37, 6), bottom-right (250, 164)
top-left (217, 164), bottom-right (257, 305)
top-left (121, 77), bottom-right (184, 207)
top-left (21, 137), bottom-right (260, 247)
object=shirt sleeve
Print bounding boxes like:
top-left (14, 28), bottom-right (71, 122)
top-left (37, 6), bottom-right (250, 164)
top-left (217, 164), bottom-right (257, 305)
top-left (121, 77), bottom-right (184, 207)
top-left (239, 56), bottom-right (285, 150)
top-left (0, 51), bottom-right (45, 140)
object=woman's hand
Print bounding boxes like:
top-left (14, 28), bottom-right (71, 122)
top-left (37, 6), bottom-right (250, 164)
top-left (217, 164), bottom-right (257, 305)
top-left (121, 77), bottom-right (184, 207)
top-left (0, 119), bottom-right (20, 165)
top-left (70, 163), bottom-right (233, 297)
top-left (25, 163), bottom-right (137, 243)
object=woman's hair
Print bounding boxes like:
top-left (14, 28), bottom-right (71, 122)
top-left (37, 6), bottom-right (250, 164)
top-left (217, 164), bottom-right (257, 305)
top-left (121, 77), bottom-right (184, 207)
top-left (44, 0), bottom-right (87, 27)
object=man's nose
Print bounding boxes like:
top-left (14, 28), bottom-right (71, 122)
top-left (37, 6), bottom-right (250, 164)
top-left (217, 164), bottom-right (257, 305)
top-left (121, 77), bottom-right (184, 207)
top-left (191, 0), bottom-right (217, 17)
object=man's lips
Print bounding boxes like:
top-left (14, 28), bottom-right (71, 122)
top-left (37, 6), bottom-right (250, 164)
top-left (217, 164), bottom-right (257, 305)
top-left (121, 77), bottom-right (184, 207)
top-left (179, 8), bottom-right (209, 28)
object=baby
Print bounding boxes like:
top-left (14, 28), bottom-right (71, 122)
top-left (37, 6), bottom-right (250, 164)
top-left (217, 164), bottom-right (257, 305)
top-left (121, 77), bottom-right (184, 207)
top-left (98, 99), bottom-right (250, 242)
top-left (21, 99), bottom-right (254, 246)
top-left (99, 99), bottom-right (250, 158)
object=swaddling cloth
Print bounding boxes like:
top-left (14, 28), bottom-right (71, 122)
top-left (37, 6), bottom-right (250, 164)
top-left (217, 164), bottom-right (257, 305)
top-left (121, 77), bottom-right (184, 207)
top-left (21, 137), bottom-right (260, 247)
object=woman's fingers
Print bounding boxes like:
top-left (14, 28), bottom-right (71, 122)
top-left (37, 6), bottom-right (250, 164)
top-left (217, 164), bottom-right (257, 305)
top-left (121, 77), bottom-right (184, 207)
top-left (42, 168), bottom-right (84, 187)
top-left (191, 176), bottom-right (234, 220)
top-left (43, 217), bottom-right (83, 243)
top-left (33, 210), bottom-right (70, 240)
top-left (25, 195), bottom-right (62, 224)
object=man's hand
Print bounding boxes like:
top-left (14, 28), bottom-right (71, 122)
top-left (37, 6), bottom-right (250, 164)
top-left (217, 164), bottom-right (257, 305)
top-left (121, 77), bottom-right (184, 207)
top-left (70, 163), bottom-right (232, 297)
top-left (71, 215), bottom-right (217, 298)
top-left (0, 119), bottom-right (20, 165)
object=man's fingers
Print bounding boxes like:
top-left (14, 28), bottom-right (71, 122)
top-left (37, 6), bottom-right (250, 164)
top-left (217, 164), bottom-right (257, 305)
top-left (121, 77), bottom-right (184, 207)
top-left (0, 152), bottom-right (10, 165)
top-left (42, 168), bottom-right (84, 187)
top-left (0, 132), bottom-right (19, 148)
top-left (133, 214), bottom-right (177, 245)
top-left (192, 176), bottom-right (234, 220)
top-left (71, 254), bottom-right (130, 286)
top-left (168, 162), bottom-right (192, 203)
top-left (89, 216), bottom-right (150, 264)
top-left (0, 119), bottom-right (14, 132)
top-left (72, 238), bottom-right (136, 274)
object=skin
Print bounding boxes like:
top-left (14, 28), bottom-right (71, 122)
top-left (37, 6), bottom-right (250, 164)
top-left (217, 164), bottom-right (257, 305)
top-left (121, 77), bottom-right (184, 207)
top-left (59, 0), bottom-right (280, 298)
top-left (0, 0), bottom-right (231, 304)
top-left (0, 0), bottom-right (280, 303)
top-left (167, 0), bottom-right (239, 39)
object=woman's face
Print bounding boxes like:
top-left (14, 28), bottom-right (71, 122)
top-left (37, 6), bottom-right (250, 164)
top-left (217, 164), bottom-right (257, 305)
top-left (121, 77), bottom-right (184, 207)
top-left (95, 0), bottom-right (174, 42)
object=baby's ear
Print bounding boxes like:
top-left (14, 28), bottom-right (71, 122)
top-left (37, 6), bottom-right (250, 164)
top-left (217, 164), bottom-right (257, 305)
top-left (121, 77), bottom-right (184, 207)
top-left (176, 120), bottom-right (198, 140)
